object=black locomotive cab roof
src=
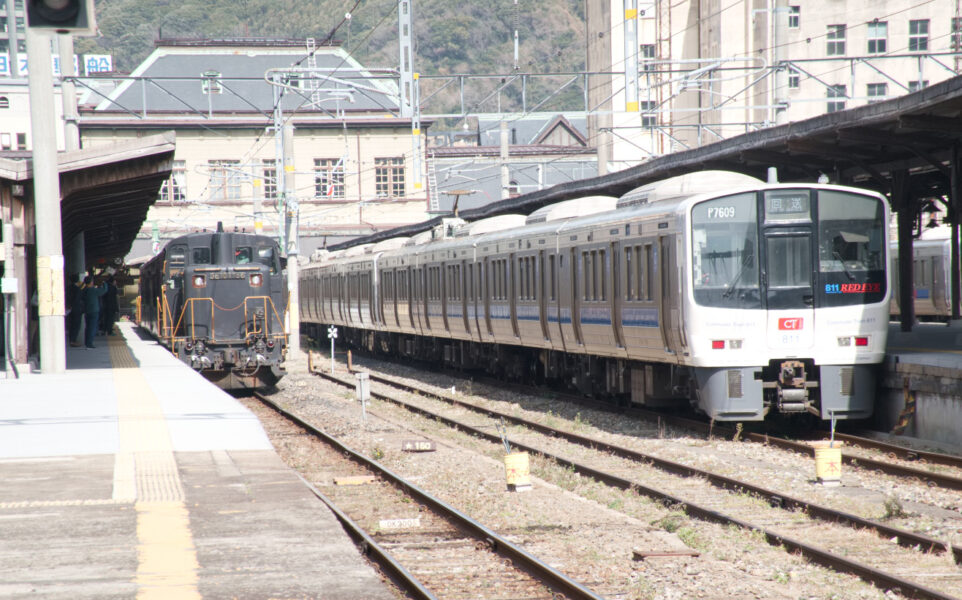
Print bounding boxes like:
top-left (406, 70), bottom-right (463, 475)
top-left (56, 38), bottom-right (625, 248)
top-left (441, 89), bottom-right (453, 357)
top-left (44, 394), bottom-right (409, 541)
top-left (147, 231), bottom-right (283, 274)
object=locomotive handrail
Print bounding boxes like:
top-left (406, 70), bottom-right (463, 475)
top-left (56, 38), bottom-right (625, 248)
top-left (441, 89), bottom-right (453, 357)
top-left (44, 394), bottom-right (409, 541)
top-left (163, 295), bottom-right (287, 345)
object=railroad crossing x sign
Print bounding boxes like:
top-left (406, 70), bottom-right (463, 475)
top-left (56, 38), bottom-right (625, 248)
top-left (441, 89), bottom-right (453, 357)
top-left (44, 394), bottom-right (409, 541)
top-left (327, 326), bottom-right (338, 339)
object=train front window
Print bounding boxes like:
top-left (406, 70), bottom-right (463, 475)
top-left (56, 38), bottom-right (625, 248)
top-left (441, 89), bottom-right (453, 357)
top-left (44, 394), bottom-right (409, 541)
top-left (691, 193), bottom-right (761, 308)
top-left (817, 191), bottom-right (886, 306)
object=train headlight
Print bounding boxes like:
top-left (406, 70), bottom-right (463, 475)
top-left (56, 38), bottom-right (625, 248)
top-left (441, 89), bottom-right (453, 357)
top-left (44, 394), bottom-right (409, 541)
top-left (192, 275), bottom-right (206, 288)
top-left (837, 337), bottom-right (851, 347)
top-left (728, 339), bottom-right (743, 349)
top-left (249, 273), bottom-right (263, 287)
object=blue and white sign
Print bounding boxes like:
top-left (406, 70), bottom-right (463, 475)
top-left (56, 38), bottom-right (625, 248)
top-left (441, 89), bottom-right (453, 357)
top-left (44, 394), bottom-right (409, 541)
top-left (84, 55), bottom-right (112, 75)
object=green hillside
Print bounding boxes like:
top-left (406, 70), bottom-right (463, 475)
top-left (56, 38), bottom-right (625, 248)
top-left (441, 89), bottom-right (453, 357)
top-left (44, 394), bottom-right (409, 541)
top-left (75, 0), bottom-right (587, 114)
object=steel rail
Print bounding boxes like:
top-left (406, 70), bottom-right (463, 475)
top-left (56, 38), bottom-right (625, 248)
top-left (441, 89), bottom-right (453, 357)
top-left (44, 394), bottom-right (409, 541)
top-left (251, 390), bottom-right (603, 600)
top-left (311, 369), bottom-right (960, 600)
top-left (828, 431), bottom-right (962, 470)
top-left (341, 370), bottom-right (950, 555)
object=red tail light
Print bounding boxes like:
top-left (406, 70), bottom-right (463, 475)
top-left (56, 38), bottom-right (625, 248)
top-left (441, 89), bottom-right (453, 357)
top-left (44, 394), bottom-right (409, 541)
top-left (711, 340), bottom-right (725, 349)
top-left (854, 336), bottom-right (869, 347)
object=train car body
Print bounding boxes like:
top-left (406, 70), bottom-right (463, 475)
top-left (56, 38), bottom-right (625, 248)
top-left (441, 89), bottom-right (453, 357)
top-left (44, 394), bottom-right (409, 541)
top-left (890, 228), bottom-right (953, 320)
top-left (301, 172), bottom-right (890, 421)
top-left (140, 230), bottom-right (288, 389)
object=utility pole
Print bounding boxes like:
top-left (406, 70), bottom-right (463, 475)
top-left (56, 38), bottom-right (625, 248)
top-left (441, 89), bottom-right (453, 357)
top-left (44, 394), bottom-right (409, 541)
top-left (283, 122), bottom-right (300, 356)
top-left (57, 33), bottom-right (80, 150)
top-left (27, 29), bottom-right (66, 373)
top-left (500, 121), bottom-right (510, 199)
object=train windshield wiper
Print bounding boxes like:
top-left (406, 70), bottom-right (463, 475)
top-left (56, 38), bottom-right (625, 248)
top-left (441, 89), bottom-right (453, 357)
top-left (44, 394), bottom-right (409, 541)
top-left (833, 251), bottom-right (856, 281)
top-left (722, 260), bottom-right (751, 298)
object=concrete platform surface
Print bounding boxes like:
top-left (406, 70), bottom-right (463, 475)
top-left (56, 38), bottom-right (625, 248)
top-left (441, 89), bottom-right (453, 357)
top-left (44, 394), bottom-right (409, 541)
top-left (0, 322), bottom-right (395, 600)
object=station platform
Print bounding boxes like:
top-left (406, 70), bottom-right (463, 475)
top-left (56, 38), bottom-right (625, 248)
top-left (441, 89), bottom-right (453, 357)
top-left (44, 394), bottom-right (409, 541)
top-left (0, 322), bottom-right (395, 599)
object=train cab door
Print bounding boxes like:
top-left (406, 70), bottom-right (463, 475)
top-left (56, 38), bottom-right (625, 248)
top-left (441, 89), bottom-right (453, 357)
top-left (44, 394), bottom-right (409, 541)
top-left (658, 236), bottom-right (682, 353)
top-left (763, 227), bottom-right (816, 351)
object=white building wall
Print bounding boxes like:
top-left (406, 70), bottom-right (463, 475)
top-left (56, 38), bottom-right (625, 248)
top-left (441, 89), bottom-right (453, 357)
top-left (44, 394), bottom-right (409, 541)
top-left (604, 0), bottom-right (962, 168)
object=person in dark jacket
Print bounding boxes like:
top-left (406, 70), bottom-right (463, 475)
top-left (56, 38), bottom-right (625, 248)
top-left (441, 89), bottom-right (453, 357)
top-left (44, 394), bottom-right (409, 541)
top-left (101, 276), bottom-right (119, 336)
top-left (81, 275), bottom-right (107, 349)
top-left (66, 274), bottom-right (84, 347)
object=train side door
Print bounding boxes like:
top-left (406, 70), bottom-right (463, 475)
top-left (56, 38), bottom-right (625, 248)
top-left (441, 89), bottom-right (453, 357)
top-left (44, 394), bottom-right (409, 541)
top-left (658, 235), bottom-right (682, 353)
top-left (462, 260), bottom-right (471, 334)
top-left (539, 251), bottom-right (550, 342)
top-left (509, 253), bottom-right (520, 339)
top-left (571, 247), bottom-right (584, 346)
top-left (611, 241), bottom-right (625, 349)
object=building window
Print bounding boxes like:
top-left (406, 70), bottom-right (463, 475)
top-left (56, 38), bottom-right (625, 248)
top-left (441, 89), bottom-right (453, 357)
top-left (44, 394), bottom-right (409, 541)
top-left (787, 65), bottom-right (800, 89)
top-left (953, 17), bottom-right (962, 52)
top-left (909, 19), bottom-right (929, 52)
top-left (788, 6), bottom-right (799, 29)
top-left (867, 21), bottom-right (887, 54)
top-left (640, 101), bottom-right (656, 128)
top-left (374, 157), bottom-right (405, 198)
top-left (0, 96), bottom-right (8, 109)
top-left (16, 133), bottom-right (26, 150)
top-left (909, 80), bottom-right (929, 93)
top-left (640, 44), bottom-right (655, 71)
top-left (314, 158), bottom-right (345, 199)
top-left (826, 25), bottom-right (845, 56)
top-left (0, 133), bottom-right (11, 149)
top-left (158, 160), bottom-right (187, 203)
top-left (208, 159), bottom-right (242, 201)
top-left (866, 83), bottom-right (887, 103)
top-left (201, 71), bottom-right (222, 95)
top-left (827, 85), bottom-right (846, 113)
top-left (261, 159), bottom-right (277, 200)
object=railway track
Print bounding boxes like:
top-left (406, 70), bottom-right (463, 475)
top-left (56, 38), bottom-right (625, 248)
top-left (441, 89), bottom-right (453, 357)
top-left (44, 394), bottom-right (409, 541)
top-left (247, 389), bottom-right (603, 600)
top-left (309, 356), bottom-right (962, 600)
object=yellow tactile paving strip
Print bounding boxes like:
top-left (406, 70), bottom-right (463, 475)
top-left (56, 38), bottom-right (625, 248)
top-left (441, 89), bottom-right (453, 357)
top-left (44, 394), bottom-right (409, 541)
top-left (109, 335), bottom-right (201, 599)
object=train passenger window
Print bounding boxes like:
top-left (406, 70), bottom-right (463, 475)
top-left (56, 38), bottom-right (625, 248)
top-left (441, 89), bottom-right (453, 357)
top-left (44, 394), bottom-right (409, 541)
top-left (549, 255), bottom-right (556, 301)
top-left (234, 247), bottom-right (252, 264)
top-left (191, 247), bottom-right (211, 264)
top-left (599, 249), bottom-right (606, 301)
top-left (644, 244), bottom-right (653, 301)
top-left (691, 193), bottom-right (761, 308)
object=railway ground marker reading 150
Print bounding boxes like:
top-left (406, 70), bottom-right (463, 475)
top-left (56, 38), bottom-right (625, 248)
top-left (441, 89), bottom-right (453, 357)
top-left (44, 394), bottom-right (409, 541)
top-left (327, 326), bottom-right (337, 373)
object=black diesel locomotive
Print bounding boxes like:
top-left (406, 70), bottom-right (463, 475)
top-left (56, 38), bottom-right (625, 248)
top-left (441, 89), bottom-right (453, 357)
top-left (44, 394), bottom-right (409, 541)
top-left (139, 228), bottom-right (288, 389)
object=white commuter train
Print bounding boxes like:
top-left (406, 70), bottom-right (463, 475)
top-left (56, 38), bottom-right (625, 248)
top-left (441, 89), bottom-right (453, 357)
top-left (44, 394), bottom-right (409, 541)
top-left (890, 226), bottom-right (956, 320)
top-left (300, 172), bottom-right (891, 421)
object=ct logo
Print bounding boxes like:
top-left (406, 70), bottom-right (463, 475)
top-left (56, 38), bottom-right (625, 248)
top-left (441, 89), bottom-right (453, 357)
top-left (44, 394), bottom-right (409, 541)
top-left (778, 317), bottom-right (803, 330)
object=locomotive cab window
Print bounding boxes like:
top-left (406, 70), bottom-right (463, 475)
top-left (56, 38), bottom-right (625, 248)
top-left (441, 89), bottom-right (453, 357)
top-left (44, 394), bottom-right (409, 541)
top-left (256, 246), bottom-right (278, 273)
top-left (234, 247), bottom-right (252, 264)
top-left (691, 193), bottom-right (761, 308)
top-left (192, 247), bottom-right (211, 264)
top-left (169, 245), bottom-right (188, 266)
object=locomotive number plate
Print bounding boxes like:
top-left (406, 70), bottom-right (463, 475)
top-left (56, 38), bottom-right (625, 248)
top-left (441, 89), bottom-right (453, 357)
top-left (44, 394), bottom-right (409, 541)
top-left (210, 273), bottom-right (246, 280)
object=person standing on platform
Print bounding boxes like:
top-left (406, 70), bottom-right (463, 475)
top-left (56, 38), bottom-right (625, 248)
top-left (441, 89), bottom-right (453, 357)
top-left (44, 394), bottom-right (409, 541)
top-left (66, 274), bottom-right (84, 347)
top-left (81, 275), bottom-right (107, 349)
top-left (101, 276), bottom-right (119, 336)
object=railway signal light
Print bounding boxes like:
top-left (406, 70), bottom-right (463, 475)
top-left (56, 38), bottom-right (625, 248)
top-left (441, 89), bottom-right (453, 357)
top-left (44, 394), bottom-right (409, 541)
top-left (26, 0), bottom-right (97, 36)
